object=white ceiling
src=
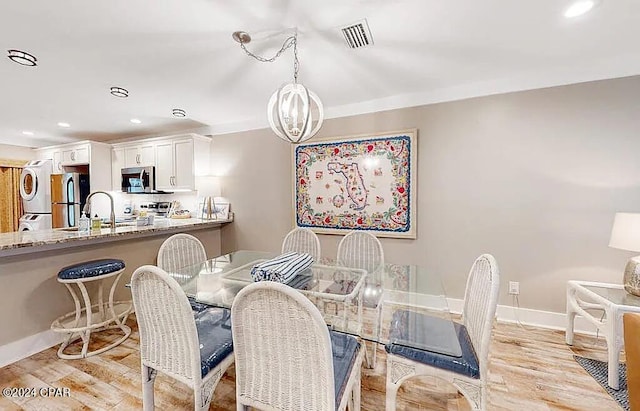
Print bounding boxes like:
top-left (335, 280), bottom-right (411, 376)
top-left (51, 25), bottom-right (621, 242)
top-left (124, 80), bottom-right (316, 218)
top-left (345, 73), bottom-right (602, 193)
top-left (1, 0), bottom-right (639, 148)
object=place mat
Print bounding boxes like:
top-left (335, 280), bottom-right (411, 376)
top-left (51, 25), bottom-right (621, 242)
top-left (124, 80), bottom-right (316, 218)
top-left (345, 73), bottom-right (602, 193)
top-left (574, 355), bottom-right (629, 411)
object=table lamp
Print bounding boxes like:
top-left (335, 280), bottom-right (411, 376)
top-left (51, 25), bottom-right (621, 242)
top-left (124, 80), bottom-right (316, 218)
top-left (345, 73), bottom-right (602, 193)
top-left (609, 212), bottom-right (640, 296)
top-left (196, 176), bottom-right (221, 220)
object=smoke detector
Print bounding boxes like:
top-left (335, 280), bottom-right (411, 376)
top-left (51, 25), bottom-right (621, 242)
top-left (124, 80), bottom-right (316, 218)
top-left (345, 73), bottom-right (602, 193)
top-left (341, 19), bottom-right (373, 49)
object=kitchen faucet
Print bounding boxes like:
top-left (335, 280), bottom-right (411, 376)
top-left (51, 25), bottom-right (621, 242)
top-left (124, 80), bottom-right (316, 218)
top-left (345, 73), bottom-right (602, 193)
top-left (82, 191), bottom-right (116, 229)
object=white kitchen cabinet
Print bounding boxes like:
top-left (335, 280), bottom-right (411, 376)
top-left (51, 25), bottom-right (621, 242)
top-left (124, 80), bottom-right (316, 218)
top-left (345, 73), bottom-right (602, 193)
top-left (155, 135), bottom-right (210, 191)
top-left (34, 141), bottom-right (113, 217)
top-left (111, 134), bottom-right (210, 192)
top-left (124, 143), bottom-right (154, 167)
top-left (111, 147), bottom-right (125, 190)
top-left (61, 143), bottom-right (89, 165)
top-left (52, 150), bottom-right (63, 172)
top-left (36, 148), bottom-right (63, 171)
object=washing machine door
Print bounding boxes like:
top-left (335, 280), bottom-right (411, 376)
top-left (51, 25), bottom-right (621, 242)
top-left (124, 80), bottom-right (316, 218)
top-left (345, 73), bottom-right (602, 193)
top-left (18, 222), bottom-right (34, 231)
top-left (20, 168), bottom-right (38, 201)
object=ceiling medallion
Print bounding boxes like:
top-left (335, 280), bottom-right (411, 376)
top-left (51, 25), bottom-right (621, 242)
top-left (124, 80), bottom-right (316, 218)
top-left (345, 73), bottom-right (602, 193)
top-left (172, 108), bottom-right (186, 118)
top-left (110, 87), bottom-right (129, 98)
top-left (233, 29), bottom-right (324, 144)
top-left (7, 49), bottom-right (37, 66)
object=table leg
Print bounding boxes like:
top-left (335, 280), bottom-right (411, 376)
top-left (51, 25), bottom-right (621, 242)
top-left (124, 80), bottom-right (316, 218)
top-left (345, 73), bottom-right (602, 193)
top-left (566, 285), bottom-right (576, 345)
top-left (606, 311), bottom-right (622, 390)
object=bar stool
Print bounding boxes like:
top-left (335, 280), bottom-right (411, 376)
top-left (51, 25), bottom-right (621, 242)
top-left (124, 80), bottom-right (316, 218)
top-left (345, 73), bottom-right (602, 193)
top-left (51, 258), bottom-right (132, 359)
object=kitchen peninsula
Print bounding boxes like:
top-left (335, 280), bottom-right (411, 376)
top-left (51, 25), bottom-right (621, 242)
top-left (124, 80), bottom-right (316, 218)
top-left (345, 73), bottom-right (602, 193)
top-left (0, 218), bottom-right (232, 366)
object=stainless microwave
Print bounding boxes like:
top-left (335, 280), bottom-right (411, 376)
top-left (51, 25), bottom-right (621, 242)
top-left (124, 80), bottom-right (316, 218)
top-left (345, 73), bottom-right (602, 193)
top-left (121, 166), bottom-right (156, 193)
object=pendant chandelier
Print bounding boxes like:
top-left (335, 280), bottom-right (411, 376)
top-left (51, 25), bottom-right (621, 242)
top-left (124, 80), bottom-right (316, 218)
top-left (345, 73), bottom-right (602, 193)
top-left (233, 30), bottom-right (324, 144)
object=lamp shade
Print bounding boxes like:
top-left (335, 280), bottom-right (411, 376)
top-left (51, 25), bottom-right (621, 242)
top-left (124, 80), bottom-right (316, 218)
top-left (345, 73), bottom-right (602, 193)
top-left (609, 212), bottom-right (640, 252)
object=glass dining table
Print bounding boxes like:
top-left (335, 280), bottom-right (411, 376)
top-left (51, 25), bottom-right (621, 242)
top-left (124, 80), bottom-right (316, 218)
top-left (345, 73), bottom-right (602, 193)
top-left (169, 250), bottom-right (463, 362)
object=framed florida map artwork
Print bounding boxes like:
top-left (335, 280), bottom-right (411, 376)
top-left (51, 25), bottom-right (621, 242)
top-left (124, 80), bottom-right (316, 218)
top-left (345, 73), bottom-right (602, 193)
top-left (294, 129), bottom-right (417, 238)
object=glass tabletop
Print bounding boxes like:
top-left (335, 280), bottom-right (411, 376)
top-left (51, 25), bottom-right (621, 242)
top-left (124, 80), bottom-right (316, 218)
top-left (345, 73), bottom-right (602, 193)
top-left (169, 250), bottom-right (462, 357)
top-left (583, 284), bottom-right (640, 307)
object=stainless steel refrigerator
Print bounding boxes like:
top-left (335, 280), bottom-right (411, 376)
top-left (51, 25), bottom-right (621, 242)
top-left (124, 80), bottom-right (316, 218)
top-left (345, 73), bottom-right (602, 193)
top-left (51, 173), bottom-right (90, 228)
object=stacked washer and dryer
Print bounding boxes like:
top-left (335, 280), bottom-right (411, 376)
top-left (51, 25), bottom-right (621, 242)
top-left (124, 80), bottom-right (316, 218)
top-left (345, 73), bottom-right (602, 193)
top-left (18, 159), bottom-right (53, 231)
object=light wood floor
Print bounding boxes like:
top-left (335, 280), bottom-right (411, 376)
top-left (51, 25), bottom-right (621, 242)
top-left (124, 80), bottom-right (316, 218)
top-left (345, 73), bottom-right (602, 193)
top-left (0, 316), bottom-right (622, 410)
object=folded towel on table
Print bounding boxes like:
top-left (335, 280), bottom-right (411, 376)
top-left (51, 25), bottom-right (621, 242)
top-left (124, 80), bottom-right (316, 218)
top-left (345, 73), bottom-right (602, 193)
top-left (250, 252), bottom-right (314, 284)
top-left (250, 252), bottom-right (297, 281)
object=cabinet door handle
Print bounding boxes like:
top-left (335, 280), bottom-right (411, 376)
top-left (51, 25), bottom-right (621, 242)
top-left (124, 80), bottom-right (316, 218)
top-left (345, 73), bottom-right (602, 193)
top-left (71, 152), bottom-right (75, 161)
top-left (136, 154), bottom-right (140, 164)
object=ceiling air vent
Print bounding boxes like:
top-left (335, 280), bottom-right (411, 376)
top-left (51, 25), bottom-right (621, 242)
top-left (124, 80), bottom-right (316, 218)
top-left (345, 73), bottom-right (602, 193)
top-left (341, 19), bottom-right (373, 49)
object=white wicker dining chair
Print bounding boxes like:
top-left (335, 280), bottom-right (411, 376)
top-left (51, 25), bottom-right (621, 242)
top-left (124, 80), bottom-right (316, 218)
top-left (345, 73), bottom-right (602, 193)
top-left (385, 254), bottom-right (501, 411)
top-left (281, 227), bottom-right (322, 261)
top-left (131, 265), bottom-right (234, 411)
top-left (231, 281), bottom-right (365, 411)
top-left (157, 233), bottom-right (207, 273)
top-left (337, 231), bottom-right (384, 275)
top-left (337, 231), bottom-right (385, 367)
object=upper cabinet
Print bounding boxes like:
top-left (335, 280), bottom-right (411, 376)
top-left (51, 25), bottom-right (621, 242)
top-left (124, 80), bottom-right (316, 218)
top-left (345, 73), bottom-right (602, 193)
top-left (61, 143), bottom-right (90, 165)
top-left (34, 140), bottom-right (113, 215)
top-left (112, 134), bottom-right (210, 192)
top-left (111, 147), bottom-right (125, 191)
top-left (124, 143), bottom-right (155, 167)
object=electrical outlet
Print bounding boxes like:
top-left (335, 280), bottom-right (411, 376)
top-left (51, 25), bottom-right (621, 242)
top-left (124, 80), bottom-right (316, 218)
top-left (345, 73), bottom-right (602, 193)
top-left (509, 281), bottom-right (520, 295)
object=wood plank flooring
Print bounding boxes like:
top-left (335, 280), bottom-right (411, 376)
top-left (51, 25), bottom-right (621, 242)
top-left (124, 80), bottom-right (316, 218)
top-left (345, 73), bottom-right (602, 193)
top-left (0, 316), bottom-right (622, 410)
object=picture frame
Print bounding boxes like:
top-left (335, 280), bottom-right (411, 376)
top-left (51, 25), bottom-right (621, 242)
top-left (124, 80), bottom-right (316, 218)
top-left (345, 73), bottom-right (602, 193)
top-left (293, 129), bottom-right (417, 238)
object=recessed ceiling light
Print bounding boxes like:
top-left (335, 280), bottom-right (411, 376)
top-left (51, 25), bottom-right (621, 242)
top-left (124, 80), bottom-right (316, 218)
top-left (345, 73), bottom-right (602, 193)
top-left (564, 0), bottom-right (597, 18)
top-left (7, 49), bottom-right (37, 66)
top-left (22, 131), bottom-right (34, 136)
top-left (130, 118), bottom-right (142, 124)
top-left (57, 122), bottom-right (70, 128)
top-left (110, 87), bottom-right (129, 98)
top-left (172, 108), bottom-right (186, 118)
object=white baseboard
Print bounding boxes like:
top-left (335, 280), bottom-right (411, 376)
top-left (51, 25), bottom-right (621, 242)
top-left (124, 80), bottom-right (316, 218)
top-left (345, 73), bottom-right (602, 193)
top-left (0, 307), bottom-right (135, 368)
top-left (0, 330), bottom-right (65, 368)
top-left (448, 298), bottom-right (600, 336)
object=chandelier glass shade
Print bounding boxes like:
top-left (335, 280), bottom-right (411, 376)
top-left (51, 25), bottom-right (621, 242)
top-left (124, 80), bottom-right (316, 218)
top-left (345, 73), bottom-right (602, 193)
top-left (268, 82), bottom-right (324, 144)
top-left (233, 30), bottom-right (324, 144)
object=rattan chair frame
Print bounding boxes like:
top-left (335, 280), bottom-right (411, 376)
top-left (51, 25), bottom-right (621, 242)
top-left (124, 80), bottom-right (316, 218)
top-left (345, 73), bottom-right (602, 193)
top-left (157, 233), bottom-right (207, 273)
top-left (385, 254), bottom-right (500, 411)
top-left (131, 265), bottom-right (234, 411)
top-left (231, 281), bottom-right (364, 411)
top-left (281, 227), bottom-right (322, 261)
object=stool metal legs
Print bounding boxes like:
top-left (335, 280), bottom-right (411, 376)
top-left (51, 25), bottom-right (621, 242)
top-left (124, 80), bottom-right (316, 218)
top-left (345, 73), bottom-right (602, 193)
top-left (52, 268), bottom-right (132, 359)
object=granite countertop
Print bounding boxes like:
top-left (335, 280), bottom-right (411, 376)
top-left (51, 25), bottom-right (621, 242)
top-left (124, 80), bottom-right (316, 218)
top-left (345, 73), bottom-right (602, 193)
top-left (0, 218), bottom-right (231, 257)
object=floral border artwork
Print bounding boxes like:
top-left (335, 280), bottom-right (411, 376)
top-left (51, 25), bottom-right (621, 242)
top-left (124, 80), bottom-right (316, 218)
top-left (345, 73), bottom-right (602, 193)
top-left (294, 129), bottom-right (417, 238)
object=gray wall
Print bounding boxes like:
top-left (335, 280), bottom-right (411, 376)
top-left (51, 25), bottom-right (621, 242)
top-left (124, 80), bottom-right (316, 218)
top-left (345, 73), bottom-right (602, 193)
top-left (0, 144), bottom-right (33, 161)
top-left (213, 76), bottom-right (640, 314)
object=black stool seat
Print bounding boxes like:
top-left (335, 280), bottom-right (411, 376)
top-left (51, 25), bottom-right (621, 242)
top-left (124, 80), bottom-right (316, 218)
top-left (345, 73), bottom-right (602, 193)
top-left (58, 259), bottom-right (125, 280)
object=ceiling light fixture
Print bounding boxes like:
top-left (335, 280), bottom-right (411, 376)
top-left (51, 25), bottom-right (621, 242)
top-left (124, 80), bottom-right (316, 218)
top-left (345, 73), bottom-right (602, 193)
top-left (172, 108), bottom-right (186, 118)
top-left (110, 87), bottom-right (129, 98)
top-left (233, 30), bottom-right (324, 144)
top-left (57, 122), bottom-right (70, 128)
top-left (130, 118), bottom-right (142, 124)
top-left (564, 0), bottom-right (597, 18)
top-left (7, 49), bottom-right (37, 66)
top-left (22, 131), bottom-right (34, 136)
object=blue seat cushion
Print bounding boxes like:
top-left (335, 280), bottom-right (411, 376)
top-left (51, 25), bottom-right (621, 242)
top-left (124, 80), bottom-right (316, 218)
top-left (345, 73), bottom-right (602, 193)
top-left (385, 311), bottom-right (480, 379)
top-left (188, 297), bottom-right (210, 313)
top-left (58, 259), bottom-right (125, 280)
top-left (195, 307), bottom-right (234, 378)
top-left (330, 331), bottom-right (360, 409)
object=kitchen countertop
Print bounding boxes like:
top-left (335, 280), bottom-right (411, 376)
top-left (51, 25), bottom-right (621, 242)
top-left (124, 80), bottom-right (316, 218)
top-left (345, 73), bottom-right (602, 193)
top-left (0, 218), bottom-right (232, 257)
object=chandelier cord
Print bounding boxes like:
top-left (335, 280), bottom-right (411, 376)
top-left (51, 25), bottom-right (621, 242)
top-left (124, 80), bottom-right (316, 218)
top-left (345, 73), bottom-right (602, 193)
top-left (239, 34), bottom-right (299, 83)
